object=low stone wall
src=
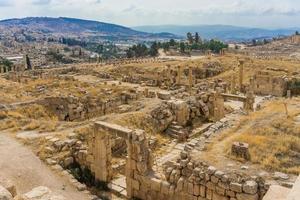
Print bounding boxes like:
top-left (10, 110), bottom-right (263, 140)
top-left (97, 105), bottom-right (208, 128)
top-left (129, 148), bottom-right (267, 200)
top-left (88, 121), bottom-right (267, 200)
top-left (149, 92), bottom-right (224, 133)
top-left (38, 92), bottom-right (139, 121)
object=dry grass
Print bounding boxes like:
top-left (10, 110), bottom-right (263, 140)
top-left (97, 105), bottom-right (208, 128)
top-left (223, 99), bottom-right (300, 174)
top-left (0, 104), bottom-right (58, 132)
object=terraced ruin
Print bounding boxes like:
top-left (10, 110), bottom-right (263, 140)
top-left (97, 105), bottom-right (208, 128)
top-left (0, 37), bottom-right (300, 200)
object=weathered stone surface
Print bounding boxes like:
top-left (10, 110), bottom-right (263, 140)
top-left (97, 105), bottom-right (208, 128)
top-left (0, 185), bottom-right (13, 200)
top-left (157, 91), bottom-right (171, 100)
top-left (63, 157), bottom-right (74, 167)
top-left (231, 142), bottom-right (250, 160)
top-left (243, 180), bottom-right (258, 194)
top-left (262, 185), bottom-right (290, 200)
top-left (236, 193), bottom-right (258, 200)
top-left (0, 179), bottom-right (17, 197)
top-left (212, 192), bottom-right (229, 200)
top-left (21, 186), bottom-right (65, 200)
top-left (273, 172), bottom-right (289, 180)
top-left (230, 182), bottom-right (243, 193)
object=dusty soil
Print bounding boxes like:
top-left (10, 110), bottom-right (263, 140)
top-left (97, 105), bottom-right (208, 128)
top-left (0, 133), bottom-right (91, 200)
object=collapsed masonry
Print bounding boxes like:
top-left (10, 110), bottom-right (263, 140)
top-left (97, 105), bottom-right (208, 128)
top-left (81, 121), bottom-right (268, 200)
top-left (251, 69), bottom-right (300, 97)
top-left (38, 91), bottom-right (139, 121)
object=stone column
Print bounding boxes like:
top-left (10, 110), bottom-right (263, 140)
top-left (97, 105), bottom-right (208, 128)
top-left (238, 60), bottom-right (244, 92)
top-left (249, 77), bottom-right (255, 92)
top-left (231, 73), bottom-right (236, 94)
top-left (244, 91), bottom-right (255, 112)
top-left (126, 129), bottom-right (153, 199)
top-left (177, 65), bottom-right (182, 85)
top-left (188, 66), bottom-right (193, 95)
top-left (93, 128), bottom-right (112, 183)
top-left (166, 65), bottom-right (171, 87)
top-left (156, 71), bottom-right (161, 87)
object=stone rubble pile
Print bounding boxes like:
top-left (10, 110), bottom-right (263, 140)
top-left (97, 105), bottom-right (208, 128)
top-left (160, 151), bottom-right (267, 200)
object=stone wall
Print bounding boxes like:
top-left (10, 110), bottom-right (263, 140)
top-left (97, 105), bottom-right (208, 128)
top-left (38, 92), bottom-right (139, 121)
top-left (149, 92), bottom-right (224, 133)
top-left (88, 121), bottom-right (267, 200)
top-left (253, 71), bottom-right (288, 97)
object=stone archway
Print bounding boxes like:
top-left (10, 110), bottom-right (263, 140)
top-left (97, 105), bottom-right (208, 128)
top-left (92, 121), bottom-right (153, 198)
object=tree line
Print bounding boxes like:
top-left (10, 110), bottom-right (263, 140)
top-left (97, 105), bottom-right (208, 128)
top-left (126, 32), bottom-right (228, 58)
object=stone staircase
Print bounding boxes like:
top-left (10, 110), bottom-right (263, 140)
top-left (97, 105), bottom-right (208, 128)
top-left (165, 122), bottom-right (188, 140)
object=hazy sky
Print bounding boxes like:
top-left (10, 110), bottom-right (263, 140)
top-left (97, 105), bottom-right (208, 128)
top-left (0, 0), bottom-right (300, 28)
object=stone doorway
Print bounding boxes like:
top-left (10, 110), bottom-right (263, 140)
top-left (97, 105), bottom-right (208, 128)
top-left (92, 121), bottom-right (153, 199)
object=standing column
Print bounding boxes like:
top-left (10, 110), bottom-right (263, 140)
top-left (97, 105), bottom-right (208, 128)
top-left (93, 128), bottom-right (112, 183)
top-left (238, 60), bottom-right (244, 92)
top-left (231, 73), bottom-right (236, 94)
top-left (188, 66), bottom-right (193, 95)
top-left (177, 65), bottom-right (182, 85)
top-left (166, 65), bottom-right (171, 87)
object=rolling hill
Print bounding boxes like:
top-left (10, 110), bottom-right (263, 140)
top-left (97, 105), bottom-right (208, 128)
top-left (0, 17), bottom-right (180, 41)
top-left (133, 25), bottom-right (299, 41)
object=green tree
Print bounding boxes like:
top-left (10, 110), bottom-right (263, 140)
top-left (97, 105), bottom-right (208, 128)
top-left (162, 42), bottom-right (170, 52)
top-left (180, 42), bottom-right (186, 53)
top-left (195, 32), bottom-right (200, 43)
top-left (169, 39), bottom-right (176, 46)
top-left (0, 58), bottom-right (13, 70)
top-left (149, 42), bottom-right (159, 57)
top-left (187, 32), bottom-right (194, 44)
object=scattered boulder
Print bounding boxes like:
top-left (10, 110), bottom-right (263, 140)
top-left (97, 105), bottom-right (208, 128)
top-left (0, 185), bottom-right (13, 200)
top-left (231, 142), bottom-right (250, 160)
top-left (157, 91), bottom-right (171, 100)
top-left (273, 172), bottom-right (289, 180)
top-left (0, 179), bottom-right (17, 197)
top-left (21, 186), bottom-right (65, 200)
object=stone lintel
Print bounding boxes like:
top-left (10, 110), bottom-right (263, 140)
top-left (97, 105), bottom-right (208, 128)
top-left (95, 121), bottom-right (133, 139)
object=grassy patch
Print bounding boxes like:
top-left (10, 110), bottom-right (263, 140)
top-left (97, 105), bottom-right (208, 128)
top-left (224, 99), bottom-right (300, 174)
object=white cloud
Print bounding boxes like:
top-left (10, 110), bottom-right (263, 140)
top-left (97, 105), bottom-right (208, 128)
top-left (0, 0), bottom-right (300, 28)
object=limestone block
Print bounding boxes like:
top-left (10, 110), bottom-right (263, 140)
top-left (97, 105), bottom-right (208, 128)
top-left (132, 180), bottom-right (140, 190)
top-left (188, 182), bottom-right (194, 195)
top-left (0, 179), bottom-right (17, 197)
top-left (212, 192), bottom-right (229, 200)
top-left (161, 181), bottom-right (170, 195)
top-left (225, 190), bottom-right (236, 198)
top-left (236, 193), bottom-right (258, 200)
top-left (230, 183), bottom-right (242, 193)
top-left (211, 176), bottom-right (219, 184)
top-left (206, 189), bottom-right (213, 200)
top-left (0, 185), bottom-right (13, 200)
top-left (207, 166), bottom-right (217, 175)
top-left (193, 184), bottom-right (200, 196)
top-left (63, 157), bottom-right (74, 167)
top-left (176, 177), bottom-right (184, 192)
top-left (150, 178), bottom-right (161, 192)
top-left (216, 186), bottom-right (226, 196)
top-left (231, 142), bottom-right (250, 160)
top-left (243, 181), bottom-right (258, 194)
top-left (207, 182), bottom-right (216, 191)
top-left (262, 185), bottom-right (290, 200)
top-left (200, 185), bottom-right (206, 197)
top-left (21, 186), bottom-right (65, 200)
top-left (218, 181), bottom-right (229, 190)
top-left (157, 91), bottom-right (171, 100)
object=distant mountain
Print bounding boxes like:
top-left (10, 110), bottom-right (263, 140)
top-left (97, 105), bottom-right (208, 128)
top-left (0, 17), bottom-right (180, 41)
top-left (132, 25), bottom-right (299, 41)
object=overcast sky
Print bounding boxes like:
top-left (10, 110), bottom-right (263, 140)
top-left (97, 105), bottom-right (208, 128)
top-left (0, 0), bottom-right (300, 28)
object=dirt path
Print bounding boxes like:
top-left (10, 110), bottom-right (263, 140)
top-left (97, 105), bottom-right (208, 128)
top-left (0, 133), bottom-right (91, 200)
